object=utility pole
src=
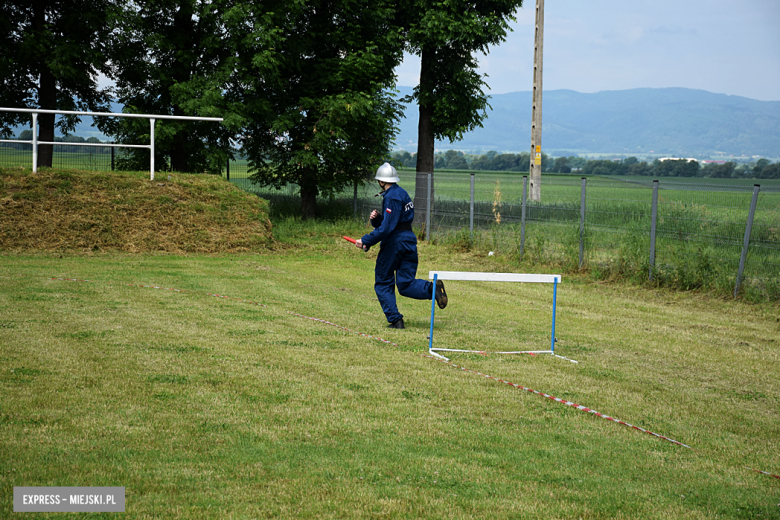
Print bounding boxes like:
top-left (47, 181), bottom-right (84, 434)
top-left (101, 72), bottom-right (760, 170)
top-left (529, 0), bottom-right (544, 202)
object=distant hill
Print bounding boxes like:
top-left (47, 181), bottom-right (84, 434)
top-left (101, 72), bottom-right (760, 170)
top-left (393, 87), bottom-right (780, 157)
top-left (8, 89), bottom-right (779, 157)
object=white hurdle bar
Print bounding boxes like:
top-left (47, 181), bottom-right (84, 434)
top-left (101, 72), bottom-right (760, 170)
top-left (427, 271), bottom-right (564, 361)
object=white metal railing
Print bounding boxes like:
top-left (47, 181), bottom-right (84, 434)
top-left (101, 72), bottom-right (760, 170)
top-left (0, 107), bottom-right (223, 180)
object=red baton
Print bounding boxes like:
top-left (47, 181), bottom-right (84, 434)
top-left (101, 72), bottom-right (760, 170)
top-left (342, 236), bottom-right (357, 244)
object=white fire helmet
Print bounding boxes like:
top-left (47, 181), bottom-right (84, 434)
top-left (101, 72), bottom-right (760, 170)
top-left (374, 162), bottom-right (400, 183)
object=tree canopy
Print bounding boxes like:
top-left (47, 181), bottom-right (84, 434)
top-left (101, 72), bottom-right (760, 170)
top-left (240, 0), bottom-right (404, 218)
top-left (103, 0), bottom-right (239, 174)
top-left (0, 0), bottom-right (115, 166)
top-left (395, 0), bottom-right (523, 222)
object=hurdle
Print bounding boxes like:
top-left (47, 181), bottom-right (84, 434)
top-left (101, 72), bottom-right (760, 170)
top-left (428, 271), bottom-right (573, 362)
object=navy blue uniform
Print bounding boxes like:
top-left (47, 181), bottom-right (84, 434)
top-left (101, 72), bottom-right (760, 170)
top-left (361, 184), bottom-right (432, 324)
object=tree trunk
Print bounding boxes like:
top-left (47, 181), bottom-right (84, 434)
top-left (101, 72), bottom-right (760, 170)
top-left (33, 1), bottom-right (55, 168)
top-left (169, 109), bottom-right (188, 172)
top-left (169, 2), bottom-right (195, 173)
top-left (414, 46), bottom-right (436, 229)
top-left (300, 167), bottom-right (318, 219)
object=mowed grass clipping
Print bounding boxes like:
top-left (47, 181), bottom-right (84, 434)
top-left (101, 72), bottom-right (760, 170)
top-left (0, 167), bottom-right (272, 253)
top-left (1, 242), bottom-right (778, 519)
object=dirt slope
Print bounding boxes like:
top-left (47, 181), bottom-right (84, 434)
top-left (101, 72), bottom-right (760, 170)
top-left (0, 167), bottom-right (272, 253)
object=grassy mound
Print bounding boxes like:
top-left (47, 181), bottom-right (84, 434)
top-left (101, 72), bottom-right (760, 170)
top-left (0, 167), bottom-right (272, 253)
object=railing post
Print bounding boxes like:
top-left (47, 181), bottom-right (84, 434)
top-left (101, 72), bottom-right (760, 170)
top-left (111, 143), bottom-right (115, 171)
top-left (734, 184), bottom-right (760, 298)
top-left (469, 173), bottom-right (475, 240)
top-left (226, 157), bottom-right (230, 181)
top-left (579, 177), bottom-right (587, 269)
top-left (32, 112), bottom-right (38, 173)
top-left (353, 181), bottom-right (358, 217)
top-left (149, 118), bottom-right (155, 180)
top-left (521, 176), bottom-right (527, 259)
top-left (649, 180), bottom-right (659, 280)
top-left (426, 172), bottom-right (432, 241)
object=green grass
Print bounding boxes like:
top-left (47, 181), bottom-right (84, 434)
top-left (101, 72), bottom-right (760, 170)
top-left (1, 227), bottom-right (779, 518)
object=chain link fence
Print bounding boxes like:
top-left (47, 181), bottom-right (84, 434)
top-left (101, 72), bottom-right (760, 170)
top-left (227, 166), bottom-right (779, 301)
top-left (0, 141), bottom-right (115, 171)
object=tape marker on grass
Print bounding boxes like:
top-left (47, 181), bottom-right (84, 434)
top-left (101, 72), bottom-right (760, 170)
top-left (284, 308), bottom-right (692, 450)
top-left (747, 467), bottom-right (780, 480)
top-left (422, 353), bottom-right (692, 449)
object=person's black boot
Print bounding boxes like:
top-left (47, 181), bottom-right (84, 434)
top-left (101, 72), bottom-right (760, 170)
top-left (435, 280), bottom-right (448, 309)
top-left (388, 318), bottom-right (405, 329)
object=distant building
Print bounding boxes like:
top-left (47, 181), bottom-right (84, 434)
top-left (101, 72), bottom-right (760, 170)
top-left (658, 157), bottom-right (698, 163)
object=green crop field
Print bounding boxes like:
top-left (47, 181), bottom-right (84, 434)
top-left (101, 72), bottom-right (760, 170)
top-left (0, 147), bottom-right (114, 171)
top-left (1, 224), bottom-right (779, 518)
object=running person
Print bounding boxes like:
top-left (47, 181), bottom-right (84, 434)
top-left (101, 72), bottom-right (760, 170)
top-left (355, 162), bottom-right (447, 329)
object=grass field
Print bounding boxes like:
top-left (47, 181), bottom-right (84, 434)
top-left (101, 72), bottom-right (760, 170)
top-left (1, 224), bottom-right (779, 518)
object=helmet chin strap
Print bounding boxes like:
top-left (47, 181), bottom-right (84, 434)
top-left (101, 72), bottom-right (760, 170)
top-left (376, 180), bottom-right (390, 197)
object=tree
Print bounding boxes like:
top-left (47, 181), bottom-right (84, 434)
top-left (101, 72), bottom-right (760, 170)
top-left (702, 161), bottom-right (735, 179)
top-left (627, 161), bottom-right (651, 176)
top-left (552, 156), bottom-right (570, 173)
top-left (397, 0), bottom-right (523, 224)
top-left (443, 149), bottom-right (467, 169)
top-left (104, 0), bottom-right (239, 173)
top-left (391, 150), bottom-right (414, 168)
top-left (240, 0), bottom-right (404, 219)
top-left (0, 0), bottom-right (114, 167)
top-left (448, 155), bottom-right (469, 169)
top-left (654, 159), bottom-right (700, 177)
top-left (753, 158), bottom-right (770, 177)
top-left (758, 162), bottom-right (780, 179)
top-left (470, 154), bottom-right (491, 170)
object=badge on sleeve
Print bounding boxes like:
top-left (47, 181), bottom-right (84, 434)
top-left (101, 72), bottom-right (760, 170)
top-left (386, 208), bottom-right (392, 213)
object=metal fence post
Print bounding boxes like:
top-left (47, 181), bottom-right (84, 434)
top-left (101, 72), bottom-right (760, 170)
top-left (734, 184), bottom-right (760, 298)
top-left (149, 118), bottom-right (155, 180)
top-left (426, 172), bottom-right (432, 241)
top-left (579, 177), bottom-right (587, 269)
top-left (649, 180), bottom-right (659, 280)
top-left (469, 173), bottom-right (475, 240)
top-left (226, 157), bottom-right (230, 181)
top-left (111, 144), bottom-right (115, 171)
top-left (521, 176), bottom-right (527, 259)
top-left (32, 112), bottom-right (38, 173)
top-left (353, 181), bottom-right (358, 217)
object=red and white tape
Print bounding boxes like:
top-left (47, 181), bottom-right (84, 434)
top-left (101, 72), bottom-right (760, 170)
top-left (422, 354), bottom-right (691, 449)
top-left (747, 467), bottom-right (780, 480)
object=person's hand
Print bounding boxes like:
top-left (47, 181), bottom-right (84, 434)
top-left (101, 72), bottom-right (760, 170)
top-left (355, 239), bottom-right (367, 251)
top-left (370, 209), bottom-right (379, 220)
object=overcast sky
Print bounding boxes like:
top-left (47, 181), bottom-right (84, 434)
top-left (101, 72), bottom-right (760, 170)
top-left (396, 0), bottom-right (780, 102)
